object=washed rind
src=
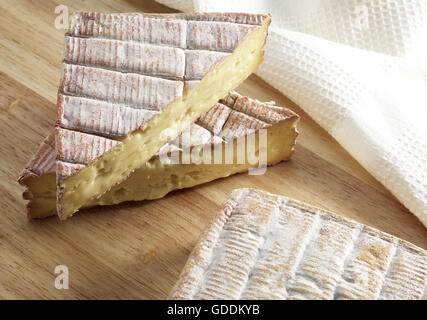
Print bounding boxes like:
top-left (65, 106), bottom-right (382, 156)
top-left (169, 188), bottom-right (427, 300)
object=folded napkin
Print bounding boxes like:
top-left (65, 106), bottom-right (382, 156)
top-left (158, 0), bottom-right (427, 227)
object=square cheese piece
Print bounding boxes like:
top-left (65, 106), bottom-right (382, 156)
top-left (170, 188), bottom-right (427, 300)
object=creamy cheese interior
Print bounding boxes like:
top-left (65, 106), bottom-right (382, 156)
top-left (58, 20), bottom-right (270, 219)
top-left (23, 174), bottom-right (57, 219)
top-left (28, 118), bottom-right (298, 218)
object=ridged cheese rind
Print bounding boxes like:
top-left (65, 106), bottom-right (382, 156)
top-left (64, 36), bottom-right (186, 78)
top-left (18, 132), bottom-right (56, 179)
top-left (56, 128), bottom-right (121, 165)
top-left (169, 188), bottom-right (427, 300)
top-left (57, 95), bottom-right (159, 138)
top-left (59, 64), bottom-right (184, 111)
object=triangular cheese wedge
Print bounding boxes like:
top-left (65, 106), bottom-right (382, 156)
top-left (55, 12), bottom-right (271, 219)
top-left (170, 188), bottom-right (427, 300)
top-left (19, 93), bottom-right (299, 219)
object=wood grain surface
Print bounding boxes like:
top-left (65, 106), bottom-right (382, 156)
top-left (1, 0), bottom-right (426, 299)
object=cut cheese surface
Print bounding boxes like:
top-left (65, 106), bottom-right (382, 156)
top-left (55, 12), bottom-right (271, 219)
top-left (19, 93), bottom-right (299, 219)
top-left (169, 188), bottom-right (427, 300)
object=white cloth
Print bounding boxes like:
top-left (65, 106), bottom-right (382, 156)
top-left (157, 0), bottom-right (427, 227)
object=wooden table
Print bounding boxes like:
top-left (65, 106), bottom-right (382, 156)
top-left (1, 0), bottom-right (426, 299)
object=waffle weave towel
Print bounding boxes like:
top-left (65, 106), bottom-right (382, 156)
top-left (157, 0), bottom-right (427, 227)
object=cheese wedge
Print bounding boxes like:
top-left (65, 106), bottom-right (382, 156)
top-left (19, 93), bottom-right (299, 219)
top-left (55, 12), bottom-right (271, 219)
top-left (170, 188), bottom-right (427, 300)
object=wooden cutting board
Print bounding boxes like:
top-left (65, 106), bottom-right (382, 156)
top-left (1, 0), bottom-right (426, 299)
